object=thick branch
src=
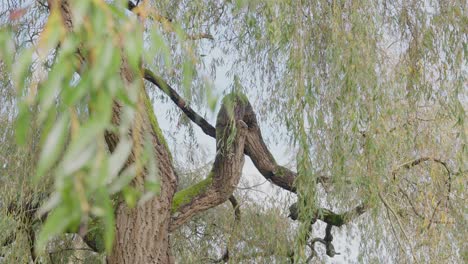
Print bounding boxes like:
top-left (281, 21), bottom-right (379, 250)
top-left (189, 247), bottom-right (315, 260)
top-left (143, 68), bottom-right (295, 192)
top-left (288, 203), bottom-right (368, 227)
top-left (51, 1), bottom-right (178, 262)
top-left (170, 94), bottom-right (249, 230)
top-left (144, 69), bottom-right (216, 137)
top-left (144, 69), bottom-right (368, 227)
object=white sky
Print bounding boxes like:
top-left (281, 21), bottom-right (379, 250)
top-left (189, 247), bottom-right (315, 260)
top-left (151, 46), bottom-right (361, 263)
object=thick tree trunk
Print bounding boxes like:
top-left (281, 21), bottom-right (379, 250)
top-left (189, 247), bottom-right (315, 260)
top-left (52, 2), bottom-right (250, 263)
top-left (104, 98), bottom-right (177, 263)
top-left (104, 101), bottom-right (177, 264)
top-left (51, 1), bottom-right (178, 263)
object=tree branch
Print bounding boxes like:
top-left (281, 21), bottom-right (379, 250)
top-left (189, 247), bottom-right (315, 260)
top-left (228, 195), bottom-right (241, 222)
top-left (170, 94), bottom-right (249, 230)
top-left (143, 68), bottom-right (368, 227)
top-left (309, 224), bottom-right (340, 258)
top-left (288, 203), bottom-right (368, 227)
top-left (144, 69), bottom-right (216, 137)
top-left (143, 68), bottom-right (296, 192)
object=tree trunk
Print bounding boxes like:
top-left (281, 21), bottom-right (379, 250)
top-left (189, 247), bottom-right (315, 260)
top-left (51, 1), bottom-right (178, 262)
top-left (104, 99), bottom-right (177, 263)
top-left (51, 1), bottom-right (253, 263)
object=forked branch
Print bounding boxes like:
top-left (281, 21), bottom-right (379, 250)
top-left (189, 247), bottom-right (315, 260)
top-left (170, 94), bottom-right (249, 230)
top-left (143, 68), bottom-right (368, 227)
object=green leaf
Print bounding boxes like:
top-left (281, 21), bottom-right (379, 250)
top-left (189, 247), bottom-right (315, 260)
top-left (62, 74), bottom-right (89, 106)
top-left (38, 62), bottom-right (72, 122)
top-left (61, 142), bottom-right (96, 176)
top-left (93, 40), bottom-right (120, 87)
top-left (36, 114), bottom-right (70, 179)
top-left (108, 163), bottom-right (137, 194)
top-left (15, 102), bottom-right (32, 145)
top-left (123, 24), bottom-right (143, 72)
top-left (122, 186), bottom-right (139, 208)
top-left (0, 29), bottom-right (14, 69)
top-left (182, 60), bottom-right (194, 96)
top-left (39, 8), bottom-right (64, 55)
top-left (36, 204), bottom-right (80, 252)
top-left (90, 90), bottom-right (113, 124)
top-left (70, 1), bottom-right (92, 28)
top-left (95, 188), bottom-right (115, 253)
top-left (108, 137), bottom-right (133, 180)
top-left (144, 181), bottom-right (160, 195)
top-left (58, 120), bottom-right (105, 176)
top-left (65, 118), bottom-right (107, 155)
top-left (12, 48), bottom-right (33, 95)
top-left (107, 1), bottom-right (127, 19)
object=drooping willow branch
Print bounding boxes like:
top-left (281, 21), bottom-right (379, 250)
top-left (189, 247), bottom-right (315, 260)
top-left (392, 156), bottom-right (452, 193)
top-left (143, 68), bottom-right (368, 227)
top-left (213, 195), bottom-right (241, 263)
top-left (128, 1), bottom-right (213, 40)
top-left (144, 69), bottom-right (297, 192)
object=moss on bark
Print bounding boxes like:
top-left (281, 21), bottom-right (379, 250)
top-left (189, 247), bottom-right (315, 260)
top-left (141, 89), bottom-right (172, 160)
top-left (171, 173), bottom-right (213, 213)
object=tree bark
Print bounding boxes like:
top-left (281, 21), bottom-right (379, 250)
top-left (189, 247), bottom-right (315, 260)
top-left (50, 2), bottom-right (254, 262)
top-left (170, 94), bottom-right (249, 230)
top-left (50, 1), bottom-right (178, 263)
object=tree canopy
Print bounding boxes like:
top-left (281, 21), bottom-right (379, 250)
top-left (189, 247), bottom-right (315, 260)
top-left (0, 0), bottom-right (466, 263)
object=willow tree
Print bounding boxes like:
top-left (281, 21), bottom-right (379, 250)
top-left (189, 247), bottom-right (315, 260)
top-left (0, 0), bottom-right (465, 263)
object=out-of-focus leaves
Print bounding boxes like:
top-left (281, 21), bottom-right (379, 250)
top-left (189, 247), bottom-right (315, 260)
top-left (182, 60), bottom-right (194, 96)
top-left (12, 48), bottom-right (33, 95)
top-left (38, 8), bottom-right (64, 56)
top-left (69, 1), bottom-right (92, 29)
top-left (108, 137), bottom-right (133, 180)
top-left (0, 29), bottom-right (14, 69)
top-left (36, 114), bottom-right (69, 179)
top-left (62, 73), bottom-right (89, 106)
top-left (36, 203), bottom-right (80, 252)
top-left (58, 119), bottom-right (106, 176)
top-left (123, 23), bottom-right (143, 72)
top-left (149, 30), bottom-right (172, 69)
top-left (94, 188), bottom-right (115, 253)
top-left (93, 40), bottom-right (120, 87)
top-left (108, 164), bottom-right (137, 194)
top-left (38, 61), bottom-right (72, 122)
top-left (61, 143), bottom-right (96, 176)
top-left (122, 186), bottom-right (139, 208)
top-left (15, 102), bottom-right (32, 145)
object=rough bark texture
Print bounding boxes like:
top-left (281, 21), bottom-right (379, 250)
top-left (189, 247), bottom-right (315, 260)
top-left (49, 0), bottom-right (367, 262)
top-left (144, 69), bottom-right (296, 193)
top-left (170, 94), bottom-right (249, 230)
top-left (144, 69), bottom-right (368, 226)
top-left (51, 1), bottom-right (178, 263)
top-left (105, 97), bottom-right (177, 264)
